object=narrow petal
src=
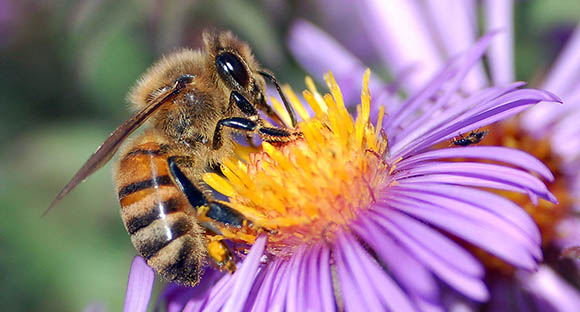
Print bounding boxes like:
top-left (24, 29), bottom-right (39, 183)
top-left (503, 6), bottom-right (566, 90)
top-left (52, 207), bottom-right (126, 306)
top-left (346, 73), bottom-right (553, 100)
top-left (124, 256), bottom-right (155, 312)
top-left (248, 261), bottom-right (281, 312)
top-left (360, 216), bottom-right (489, 301)
top-left (285, 247), bottom-right (307, 312)
top-left (337, 234), bottom-right (384, 311)
top-left (541, 22), bottom-right (580, 97)
top-left (241, 263), bottom-right (270, 311)
top-left (377, 209), bottom-right (484, 277)
top-left (318, 246), bottom-right (336, 312)
top-left (522, 22), bottom-right (580, 132)
top-left (388, 182), bottom-right (542, 247)
top-left (424, 0), bottom-right (488, 91)
top-left (484, 0), bottom-right (515, 85)
top-left (372, 209), bottom-right (483, 277)
top-left (394, 90), bottom-right (561, 158)
top-left (388, 32), bottom-right (497, 142)
top-left (267, 260), bottom-right (292, 312)
top-left (189, 273), bottom-right (234, 312)
top-left (304, 245), bottom-right (323, 312)
top-left (383, 193), bottom-right (540, 269)
top-left (222, 235), bottom-right (267, 312)
top-left (398, 174), bottom-right (531, 197)
top-left (342, 233), bottom-right (416, 311)
top-left (353, 220), bottom-right (440, 302)
top-left (396, 162), bottom-right (555, 203)
top-left (334, 237), bottom-right (374, 311)
top-left (396, 146), bottom-right (554, 181)
top-left (390, 81), bottom-right (525, 147)
top-left (358, 0), bottom-right (443, 92)
top-left (518, 266), bottom-right (580, 312)
top-left (288, 19), bottom-right (385, 103)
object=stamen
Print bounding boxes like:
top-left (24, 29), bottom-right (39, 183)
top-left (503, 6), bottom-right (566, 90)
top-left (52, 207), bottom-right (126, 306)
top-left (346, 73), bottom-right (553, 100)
top-left (207, 70), bottom-right (389, 257)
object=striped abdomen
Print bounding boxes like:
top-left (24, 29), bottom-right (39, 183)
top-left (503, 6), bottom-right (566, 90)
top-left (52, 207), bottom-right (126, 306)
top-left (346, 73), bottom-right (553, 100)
top-left (114, 140), bottom-right (205, 286)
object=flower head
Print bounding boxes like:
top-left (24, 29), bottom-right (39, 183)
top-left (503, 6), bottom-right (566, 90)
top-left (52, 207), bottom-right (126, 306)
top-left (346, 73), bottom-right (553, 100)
top-left (121, 34), bottom-right (564, 312)
top-left (288, 2), bottom-right (580, 309)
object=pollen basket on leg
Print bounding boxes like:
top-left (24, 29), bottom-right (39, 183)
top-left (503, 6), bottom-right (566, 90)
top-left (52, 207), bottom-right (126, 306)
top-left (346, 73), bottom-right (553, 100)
top-left (203, 70), bottom-right (390, 257)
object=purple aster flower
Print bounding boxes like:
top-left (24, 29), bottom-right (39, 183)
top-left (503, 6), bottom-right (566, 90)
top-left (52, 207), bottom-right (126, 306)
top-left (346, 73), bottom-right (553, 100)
top-left (288, 1), bottom-right (580, 310)
top-left (118, 33), bottom-right (564, 311)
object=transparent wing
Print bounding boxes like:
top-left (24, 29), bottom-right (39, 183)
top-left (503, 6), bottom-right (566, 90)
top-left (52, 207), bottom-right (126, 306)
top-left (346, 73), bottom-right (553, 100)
top-left (45, 75), bottom-right (193, 214)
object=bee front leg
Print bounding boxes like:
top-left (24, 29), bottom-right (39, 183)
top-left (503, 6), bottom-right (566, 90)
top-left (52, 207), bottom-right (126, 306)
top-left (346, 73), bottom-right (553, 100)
top-left (213, 91), bottom-right (301, 150)
top-left (212, 117), bottom-right (301, 150)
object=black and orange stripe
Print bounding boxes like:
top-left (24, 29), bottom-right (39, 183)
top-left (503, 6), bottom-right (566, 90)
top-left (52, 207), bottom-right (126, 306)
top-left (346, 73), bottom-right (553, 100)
top-left (115, 140), bottom-right (204, 286)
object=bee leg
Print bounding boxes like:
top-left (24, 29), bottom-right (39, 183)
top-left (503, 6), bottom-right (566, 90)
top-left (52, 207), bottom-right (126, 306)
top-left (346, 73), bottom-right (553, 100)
top-left (168, 156), bottom-right (253, 272)
top-left (206, 238), bottom-right (236, 273)
top-left (212, 116), bottom-right (301, 150)
top-left (167, 157), bottom-right (248, 228)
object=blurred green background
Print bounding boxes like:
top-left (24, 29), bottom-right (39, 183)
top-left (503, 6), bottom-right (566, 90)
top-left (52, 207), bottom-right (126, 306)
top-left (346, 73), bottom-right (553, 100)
top-left (0, 1), bottom-right (579, 311)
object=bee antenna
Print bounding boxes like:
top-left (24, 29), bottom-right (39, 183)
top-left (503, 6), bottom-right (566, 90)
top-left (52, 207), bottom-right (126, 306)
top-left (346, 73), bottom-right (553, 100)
top-left (258, 70), bottom-right (298, 128)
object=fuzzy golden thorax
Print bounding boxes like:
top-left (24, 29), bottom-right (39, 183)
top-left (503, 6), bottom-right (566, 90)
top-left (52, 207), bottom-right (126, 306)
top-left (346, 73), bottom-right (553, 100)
top-left (127, 31), bottom-right (268, 151)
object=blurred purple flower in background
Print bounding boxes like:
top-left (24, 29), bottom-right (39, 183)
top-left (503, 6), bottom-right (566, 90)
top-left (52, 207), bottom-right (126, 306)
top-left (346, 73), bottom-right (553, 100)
top-left (123, 32), bottom-right (562, 311)
top-left (289, 0), bottom-right (580, 310)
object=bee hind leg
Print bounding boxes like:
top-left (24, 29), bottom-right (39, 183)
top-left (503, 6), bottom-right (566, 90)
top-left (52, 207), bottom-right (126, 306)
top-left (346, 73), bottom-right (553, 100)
top-left (167, 156), bottom-right (252, 271)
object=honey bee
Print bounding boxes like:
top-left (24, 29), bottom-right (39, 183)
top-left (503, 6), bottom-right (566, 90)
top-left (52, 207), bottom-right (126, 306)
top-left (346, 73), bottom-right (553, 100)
top-left (451, 129), bottom-right (489, 146)
top-left (49, 31), bottom-right (301, 286)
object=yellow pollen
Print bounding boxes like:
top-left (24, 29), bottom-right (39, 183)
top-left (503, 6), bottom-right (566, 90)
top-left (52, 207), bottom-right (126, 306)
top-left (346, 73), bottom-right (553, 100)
top-left (203, 70), bottom-right (390, 256)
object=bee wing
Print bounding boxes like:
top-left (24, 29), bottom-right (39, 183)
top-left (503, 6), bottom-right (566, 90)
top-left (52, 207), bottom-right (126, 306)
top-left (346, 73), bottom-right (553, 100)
top-left (46, 75), bottom-right (194, 215)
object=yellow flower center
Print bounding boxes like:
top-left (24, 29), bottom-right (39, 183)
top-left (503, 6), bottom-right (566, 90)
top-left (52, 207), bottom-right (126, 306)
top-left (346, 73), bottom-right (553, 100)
top-left (203, 70), bottom-right (390, 257)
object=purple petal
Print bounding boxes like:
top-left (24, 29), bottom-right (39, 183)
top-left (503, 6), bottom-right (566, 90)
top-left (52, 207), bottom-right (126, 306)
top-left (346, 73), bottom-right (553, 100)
top-left (391, 82), bottom-right (525, 145)
top-left (285, 247), bottom-right (307, 312)
top-left (555, 217), bottom-right (580, 251)
top-left (522, 22), bottom-right (580, 132)
top-left (241, 263), bottom-right (270, 312)
top-left (541, 22), bottom-right (580, 97)
top-left (334, 236), bottom-right (374, 311)
top-left (304, 245), bottom-right (323, 312)
top-left (197, 270), bottom-right (235, 312)
top-left (248, 261), bottom-right (280, 312)
top-left (518, 266), bottom-right (580, 311)
top-left (359, 216), bottom-right (489, 301)
top-left (377, 209), bottom-right (483, 277)
top-left (124, 256), bottom-right (155, 312)
top-left (336, 233), bottom-right (384, 310)
top-left (318, 246), bottom-right (336, 312)
top-left (353, 220), bottom-right (440, 302)
top-left (395, 161), bottom-right (556, 203)
top-left (423, 0), bottom-right (488, 91)
top-left (358, 0), bottom-right (443, 93)
top-left (397, 174), bottom-right (533, 199)
top-left (251, 260), bottom-right (287, 312)
top-left (160, 269), bottom-right (221, 312)
top-left (342, 233), bottom-right (418, 311)
top-left (382, 191), bottom-right (540, 269)
top-left (387, 182), bottom-right (542, 249)
top-left (387, 32), bottom-right (497, 140)
top-left (390, 81), bottom-right (524, 147)
top-left (484, 0), bottom-right (515, 85)
top-left (287, 19), bottom-right (385, 104)
top-left (222, 235), bottom-right (267, 312)
top-left (396, 146), bottom-right (554, 181)
top-left (393, 89), bottom-right (561, 158)
top-left (267, 260), bottom-right (292, 312)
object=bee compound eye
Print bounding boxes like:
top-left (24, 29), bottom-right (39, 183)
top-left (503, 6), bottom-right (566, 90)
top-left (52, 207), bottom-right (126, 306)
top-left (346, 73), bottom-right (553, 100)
top-left (215, 52), bottom-right (250, 88)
